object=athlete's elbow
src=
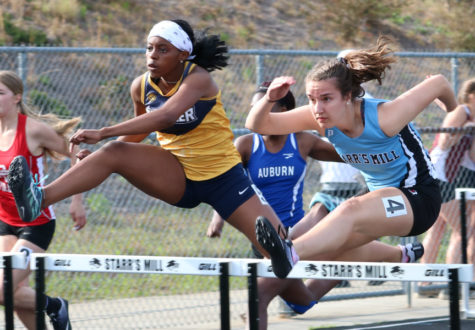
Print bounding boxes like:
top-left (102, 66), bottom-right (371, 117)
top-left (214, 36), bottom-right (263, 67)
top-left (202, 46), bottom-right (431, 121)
top-left (245, 117), bottom-right (258, 131)
top-left (158, 114), bottom-right (178, 130)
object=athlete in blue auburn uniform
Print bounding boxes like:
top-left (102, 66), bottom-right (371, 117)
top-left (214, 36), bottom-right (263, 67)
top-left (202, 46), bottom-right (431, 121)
top-left (247, 133), bottom-right (306, 228)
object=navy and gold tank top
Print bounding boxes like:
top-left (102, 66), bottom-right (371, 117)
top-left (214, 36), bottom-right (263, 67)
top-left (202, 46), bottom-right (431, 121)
top-left (141, 62), bottom-right (241, 181)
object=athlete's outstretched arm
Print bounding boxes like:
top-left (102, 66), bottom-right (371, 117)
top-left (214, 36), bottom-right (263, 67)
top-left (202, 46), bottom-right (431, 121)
top-left (246, 76), bottom-right (319, 135)
top-left (70, 67), bottom-right (215, 145)
top-left (379, 74), bottom-right (457, 136)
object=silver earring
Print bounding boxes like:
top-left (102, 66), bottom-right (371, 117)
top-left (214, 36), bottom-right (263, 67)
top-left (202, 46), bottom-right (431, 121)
top-left (180, 60), bottom-right (184, 63)
top-left (347, 100), bottom-right (351, 105)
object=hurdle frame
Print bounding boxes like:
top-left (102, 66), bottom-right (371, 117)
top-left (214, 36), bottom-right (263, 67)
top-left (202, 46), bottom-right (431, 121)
top-left (455, 188), bottom-right (475, 319)
top-left (0, 252), bottom-right (29, 330)
top-left (24, 253), bottom-right (473, 330)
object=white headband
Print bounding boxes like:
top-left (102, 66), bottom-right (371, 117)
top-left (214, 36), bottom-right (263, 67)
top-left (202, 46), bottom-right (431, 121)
top-left (147, 20), bottom-right (194, 58)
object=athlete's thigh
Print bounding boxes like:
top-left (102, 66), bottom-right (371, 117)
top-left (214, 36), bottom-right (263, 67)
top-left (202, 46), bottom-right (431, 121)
top-left (110, 142), bottom-right (186, 204)
top-left (0, 234), bottom-right (17, 252)
top-left (290, 203), bottom-right (329, 240)
top-left (335, 187), bottom-right (414, 237)
top-left (226, 194), bottom-right (283, 252)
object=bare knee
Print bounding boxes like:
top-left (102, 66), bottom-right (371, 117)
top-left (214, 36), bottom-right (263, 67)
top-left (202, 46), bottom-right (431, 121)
top-left (101, 140), bottom-right (129, 155)
top-left (331, 199), bottom-right (361, 225)
top-left (94, 140), bottom-right (131, 168)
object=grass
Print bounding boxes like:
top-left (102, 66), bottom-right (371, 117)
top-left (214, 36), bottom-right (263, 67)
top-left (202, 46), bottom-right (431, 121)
top-left (1, 0), bottom-right (474, 51)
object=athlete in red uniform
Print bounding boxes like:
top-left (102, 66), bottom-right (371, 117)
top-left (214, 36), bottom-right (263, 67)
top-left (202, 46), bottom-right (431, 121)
top-left (0, 70), bottom-right (85, 330)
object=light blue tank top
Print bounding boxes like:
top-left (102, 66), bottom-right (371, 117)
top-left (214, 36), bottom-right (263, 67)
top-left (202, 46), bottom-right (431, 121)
top-left (326, 98), bottom-right (436, 191)
top-left (247, 134), bottom-right (307, 227)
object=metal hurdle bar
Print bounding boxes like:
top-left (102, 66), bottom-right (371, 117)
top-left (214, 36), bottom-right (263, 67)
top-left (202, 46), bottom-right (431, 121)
top-left (0, 252), bottom-right (29, 330)
top-left (27, 254), bottom-right (473, 330)
top-left (456, 188), bottom-right (475, 319)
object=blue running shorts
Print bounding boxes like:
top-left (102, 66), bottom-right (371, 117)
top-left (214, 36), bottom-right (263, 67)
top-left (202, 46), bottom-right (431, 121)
top-left (283, 299), bottom-right (317, 314)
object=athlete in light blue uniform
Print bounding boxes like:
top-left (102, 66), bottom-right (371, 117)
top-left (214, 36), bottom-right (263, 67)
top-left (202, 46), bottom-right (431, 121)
top-left (328, 97), bottom-right (436, 194)
top-left (247, 37), bottom-right (457, 284)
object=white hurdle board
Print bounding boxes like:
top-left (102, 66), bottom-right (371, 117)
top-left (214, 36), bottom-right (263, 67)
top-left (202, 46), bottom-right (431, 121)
top-left (29, 254), bottom-right (473, 283)
top-left (456, 188), bottom-right (475, 201)
top-left (27, 253), bottom-right (475, 322)
top-left (0, 252), bottom-right (29, 270)
top-left (258, 260), bottom-right (473, 282)
top-left (30, 253), bottom-right (249, 276)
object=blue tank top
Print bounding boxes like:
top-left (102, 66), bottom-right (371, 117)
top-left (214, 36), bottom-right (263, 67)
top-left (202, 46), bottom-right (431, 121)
top-left (326, 98), bottom-right (436, 191)
top-left (247, 133), bottom-right (307, 227)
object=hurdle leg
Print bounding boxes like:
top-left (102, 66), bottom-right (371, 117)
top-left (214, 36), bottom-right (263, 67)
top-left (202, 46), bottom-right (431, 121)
top-left (35, 257), bottom-right (46, 330)
top-left (459, 192), bottom-right (468, 264)
top-left (456, 188), bottom-right (475, 319)
top-left (448, 268), bottom-right (460, 330)
top-left (219, 262), bottom-right (230, 330)
top-left (3, 255), bottom-right (14, 330)
top-left (248, 263), bottom-right (259, 330)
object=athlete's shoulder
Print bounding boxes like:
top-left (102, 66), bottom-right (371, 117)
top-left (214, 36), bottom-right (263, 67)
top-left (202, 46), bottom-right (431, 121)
top-left (295, 131), bottom-right (324, 148)
top-left (234, 134), bottom-right (253, 161)
top-left (295, 131), bottom-right (320, 141)
top-left (25, 116), bottom-right (53, 137)
top-left (364, 97), bottom-right (388, 107)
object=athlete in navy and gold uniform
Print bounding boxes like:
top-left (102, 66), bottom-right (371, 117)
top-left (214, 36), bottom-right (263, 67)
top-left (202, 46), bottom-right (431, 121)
top-left (8, 19), bottom-right (288, 261)
top-left (141, 62), bottom-right (241, 181)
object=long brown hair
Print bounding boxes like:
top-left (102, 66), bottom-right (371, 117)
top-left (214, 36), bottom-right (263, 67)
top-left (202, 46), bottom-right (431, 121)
top-left (306, 36), bottom-right (397, 99)
top-left (457, 77), bottom-right (475, 104)
top-left (0, 70), bottom-right (81, 159)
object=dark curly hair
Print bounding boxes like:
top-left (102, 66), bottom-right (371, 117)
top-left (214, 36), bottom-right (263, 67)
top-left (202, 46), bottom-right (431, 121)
top-left (172, 19), bottom-right (228, 72)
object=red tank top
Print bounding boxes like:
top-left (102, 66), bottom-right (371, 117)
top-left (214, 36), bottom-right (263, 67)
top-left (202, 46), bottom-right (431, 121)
top-left (0, 114), bottom-right (54, 226)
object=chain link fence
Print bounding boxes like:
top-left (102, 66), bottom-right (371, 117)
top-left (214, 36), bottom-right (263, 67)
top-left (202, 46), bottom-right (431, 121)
top-left (1, 47), bottom-right (475, 328)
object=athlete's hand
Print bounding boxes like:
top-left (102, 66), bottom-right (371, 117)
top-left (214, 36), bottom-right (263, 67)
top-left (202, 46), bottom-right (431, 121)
top-left (206, 216), bottom-right (224, 238)
top-left (70, 129), bottom-right (103, 146)
top-left (266, 76), bottom-right (296, 102)
top-left (76, 148), bottom-right (93, 160)
top-left (69, 196), bottom-right (87, 231)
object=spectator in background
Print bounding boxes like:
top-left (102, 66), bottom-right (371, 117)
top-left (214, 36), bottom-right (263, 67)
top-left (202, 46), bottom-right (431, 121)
top-left (420, 77), bottom-right (475, 298)
top-left (0, 70), bottom-right (86, 330)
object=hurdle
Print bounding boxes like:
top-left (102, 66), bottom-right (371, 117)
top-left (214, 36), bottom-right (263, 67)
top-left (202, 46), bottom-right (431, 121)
top-left (456, 187), bottom-right (475, 319)
top-left (0, 252), bottom-right (29, 330)
top-left (23, 253), bottom-right (472, 330)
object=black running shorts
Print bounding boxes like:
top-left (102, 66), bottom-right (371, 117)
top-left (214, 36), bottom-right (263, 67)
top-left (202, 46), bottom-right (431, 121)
top-left (0, 220), bottom-right (56, 250)
top-left (400, 182), bottom-right (441, 236)
top-left (174, 163), bottom-right (255, 220)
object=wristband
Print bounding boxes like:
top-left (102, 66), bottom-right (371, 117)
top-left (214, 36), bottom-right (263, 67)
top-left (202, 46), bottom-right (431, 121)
top-left (265, 95), bottom-right (278, 103)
